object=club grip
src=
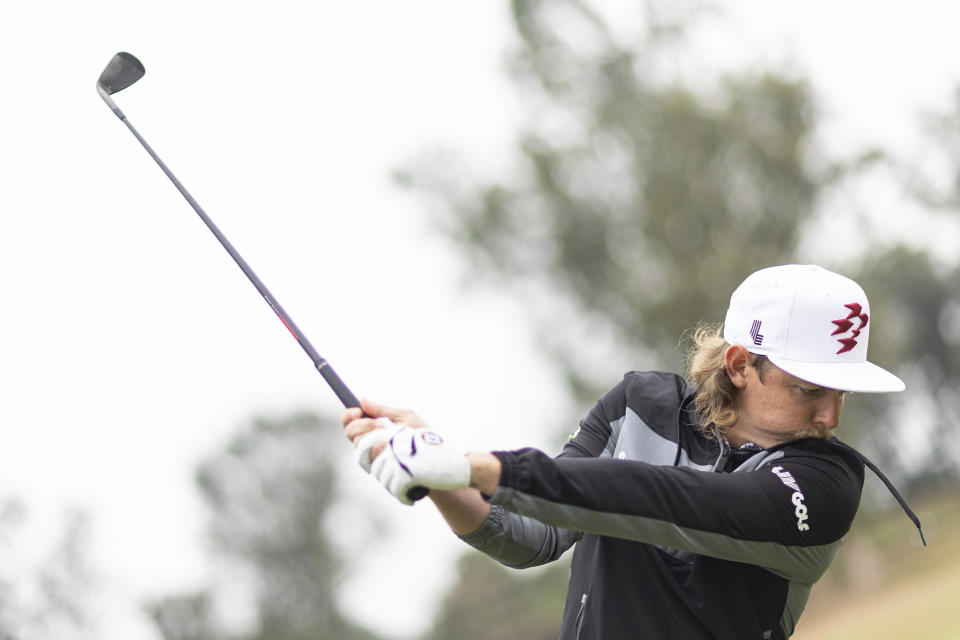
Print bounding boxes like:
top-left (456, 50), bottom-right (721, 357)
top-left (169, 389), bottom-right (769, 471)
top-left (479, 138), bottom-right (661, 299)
top-left (317, 361), bottom-right (361, 408)
top-left (406, 487), bottom-right (429, 502)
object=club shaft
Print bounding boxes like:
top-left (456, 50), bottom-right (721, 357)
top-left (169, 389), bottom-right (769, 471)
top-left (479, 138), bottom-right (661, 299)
top-left (118, 115), bottom-right (360, 409)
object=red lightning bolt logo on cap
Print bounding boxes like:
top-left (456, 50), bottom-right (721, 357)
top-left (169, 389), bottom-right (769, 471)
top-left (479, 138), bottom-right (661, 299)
top-left (832, 303), bottom-right (869, 354)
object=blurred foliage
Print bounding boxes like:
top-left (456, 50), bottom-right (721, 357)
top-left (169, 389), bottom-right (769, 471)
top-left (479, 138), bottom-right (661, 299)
top-left (845, 86), bottom-right (960, 489)
top-left (422, 553), bottom-right (568, 640)
top-left (398, 0), bottom-right (828, 401)
top-left (842, 248), bottom-right (960, 491)
top-left (147, 412), bottom-right (383, 640)
top-left (0, 500), bottom-right (93, 640)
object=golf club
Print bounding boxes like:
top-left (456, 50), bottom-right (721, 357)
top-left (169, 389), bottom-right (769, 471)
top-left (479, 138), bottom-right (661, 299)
top-left (97, 51), bottom-right (361, 409)
top-left (97, 53), bottom-right (430, 501)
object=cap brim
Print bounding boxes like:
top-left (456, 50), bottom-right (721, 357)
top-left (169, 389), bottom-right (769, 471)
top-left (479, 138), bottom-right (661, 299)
top-left (768, 356), bottom-right (906, 393)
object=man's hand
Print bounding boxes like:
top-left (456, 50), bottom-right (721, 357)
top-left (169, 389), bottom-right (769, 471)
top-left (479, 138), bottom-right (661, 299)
top-left (370, 425), bottom-right (471, 505)
top-left (342, 399), bottom-right (470, 505)
top-left (353, 417), bottom-right (402, 472)
top-left (342, 399), bottom-right (429, 467)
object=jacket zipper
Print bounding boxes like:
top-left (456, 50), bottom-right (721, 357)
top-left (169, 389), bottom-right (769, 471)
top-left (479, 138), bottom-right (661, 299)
top-left (710, 437), bottom-right (731, 472)
top-left (575, 593), bottom-right (588, 639)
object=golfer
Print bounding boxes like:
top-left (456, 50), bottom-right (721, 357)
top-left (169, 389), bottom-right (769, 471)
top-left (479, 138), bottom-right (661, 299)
top-left (343, 264), bottom-right (924, 639)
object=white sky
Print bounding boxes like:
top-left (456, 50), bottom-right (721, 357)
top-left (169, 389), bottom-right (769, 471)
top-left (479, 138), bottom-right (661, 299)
top-left (2, 2), bottom-right (960, 639)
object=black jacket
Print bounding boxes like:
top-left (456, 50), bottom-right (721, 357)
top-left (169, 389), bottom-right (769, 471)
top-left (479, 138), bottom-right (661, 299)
top-left (462, 371), bottom-right (880, 639)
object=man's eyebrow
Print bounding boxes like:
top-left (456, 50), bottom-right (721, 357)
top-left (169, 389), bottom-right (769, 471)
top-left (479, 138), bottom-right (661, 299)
top-left (796, 380), bottom-right (846, 394)
top-left (789, 378), bottom-right (826, 391)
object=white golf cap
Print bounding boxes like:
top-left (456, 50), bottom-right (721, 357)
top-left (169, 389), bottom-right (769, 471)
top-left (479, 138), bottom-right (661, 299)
top-left (723, 264), bottom-right (905, 393)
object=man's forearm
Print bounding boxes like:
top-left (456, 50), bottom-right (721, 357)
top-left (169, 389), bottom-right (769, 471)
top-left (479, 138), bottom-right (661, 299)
top-left (428, 452), bottom-right (502, 535)
top-left (428, 488), bottom-right (491, 534)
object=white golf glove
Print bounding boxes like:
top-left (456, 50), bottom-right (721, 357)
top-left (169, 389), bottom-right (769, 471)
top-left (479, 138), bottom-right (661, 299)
top-left (368, 423), bottom-right (471, 505)
top-left (354, 417), bottom-right (403, 473)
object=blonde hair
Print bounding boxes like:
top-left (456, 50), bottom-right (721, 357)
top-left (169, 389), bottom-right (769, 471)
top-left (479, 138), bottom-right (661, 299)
top-left (685, 323), bottom-right (770, 439)
top-left (685, 323), bottom-right (736, 439)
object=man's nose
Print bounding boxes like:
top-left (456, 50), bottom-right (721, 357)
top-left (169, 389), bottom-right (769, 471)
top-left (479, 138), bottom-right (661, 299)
top-left (814, 392), bottom-right (842, 429)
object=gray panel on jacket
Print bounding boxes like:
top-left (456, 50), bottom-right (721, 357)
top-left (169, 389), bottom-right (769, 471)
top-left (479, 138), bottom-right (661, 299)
top-left (612, 407), bottom-right (715, 471)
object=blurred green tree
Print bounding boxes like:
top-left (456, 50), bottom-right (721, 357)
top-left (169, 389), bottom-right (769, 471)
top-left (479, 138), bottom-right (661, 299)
top-left (841, 248), bottom-right (960, 490)
top-left (147, 412), bottom-right (384, 640)
top-left (833, 90), bottom-right (960, 488)
top-left (398, 0), bottom-right (827, 404)
top-left (0, 501), bottom-right (94, 640)
top-left (421, 553), bottom-right (568, 640)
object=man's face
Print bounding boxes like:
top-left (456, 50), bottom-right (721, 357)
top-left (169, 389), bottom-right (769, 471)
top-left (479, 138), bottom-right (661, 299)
top-left (733, 357), bottom-right (845, 446)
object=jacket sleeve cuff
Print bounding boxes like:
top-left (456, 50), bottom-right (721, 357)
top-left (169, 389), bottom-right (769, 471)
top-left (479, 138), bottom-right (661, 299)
top-left (456, 504), bottom-right (507, 545)
top-left (492, 450), bottom-right (520, 490)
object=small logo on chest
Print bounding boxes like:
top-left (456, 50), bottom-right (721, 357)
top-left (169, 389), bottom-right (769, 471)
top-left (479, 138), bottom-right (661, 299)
top-left (771, 466), bottom-right (810, 532)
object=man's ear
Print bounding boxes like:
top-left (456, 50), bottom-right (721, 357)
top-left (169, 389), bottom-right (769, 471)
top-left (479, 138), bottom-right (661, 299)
top-left (725, 345), bottom-right (752, 389)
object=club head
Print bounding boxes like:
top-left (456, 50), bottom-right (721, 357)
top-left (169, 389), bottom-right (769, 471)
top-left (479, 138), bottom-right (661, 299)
top-left (97, 52), bottom-right (145, 95)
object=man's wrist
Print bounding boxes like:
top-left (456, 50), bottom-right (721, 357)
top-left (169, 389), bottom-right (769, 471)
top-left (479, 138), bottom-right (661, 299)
top-left (466, 452), bottom-right (502, 496)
